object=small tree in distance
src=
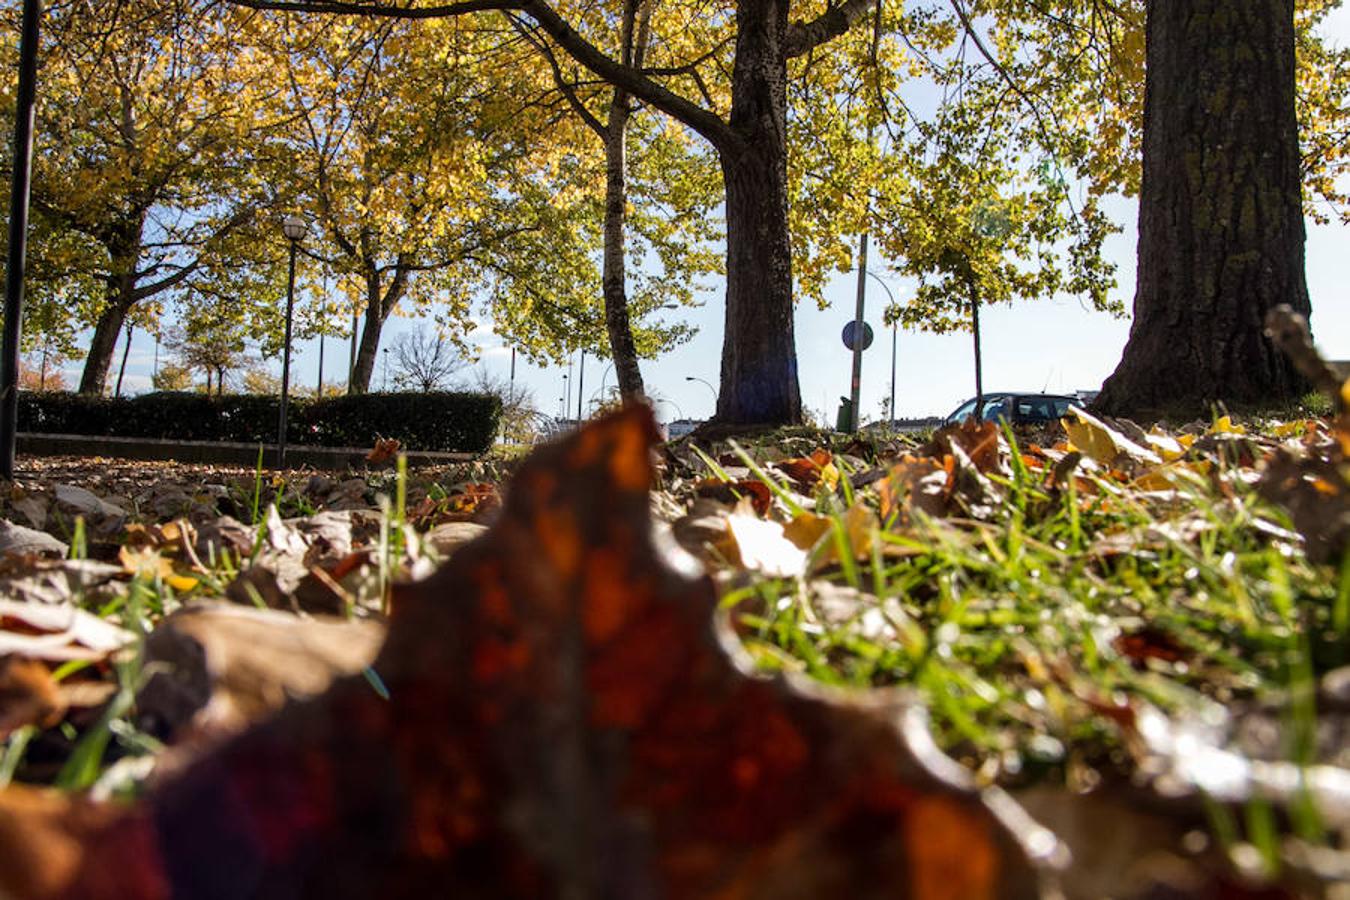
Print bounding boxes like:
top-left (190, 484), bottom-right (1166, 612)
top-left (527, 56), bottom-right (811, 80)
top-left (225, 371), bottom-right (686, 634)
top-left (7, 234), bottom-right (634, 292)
top-left (18, 357), bottom-right (69, 392)
top-left (392, 330), bottom-right (469, 393)
top-left (151, 364), bottom-right (193, 392)
top-left (469, 368), bottom-right (539, 445)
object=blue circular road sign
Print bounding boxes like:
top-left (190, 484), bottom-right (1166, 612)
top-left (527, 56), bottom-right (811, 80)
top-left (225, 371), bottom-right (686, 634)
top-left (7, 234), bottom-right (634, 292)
top-left (842, 321), bottom-right (875, 351)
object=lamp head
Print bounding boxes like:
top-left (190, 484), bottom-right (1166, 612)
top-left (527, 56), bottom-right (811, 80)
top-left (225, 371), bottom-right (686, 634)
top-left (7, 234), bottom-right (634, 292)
top-left (282, 215), bottom-right (308, 242)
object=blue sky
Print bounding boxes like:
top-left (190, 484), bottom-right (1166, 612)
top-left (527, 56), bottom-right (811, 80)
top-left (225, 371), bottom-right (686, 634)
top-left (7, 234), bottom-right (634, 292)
top-left (95, 9), bottom-right (1350, 426)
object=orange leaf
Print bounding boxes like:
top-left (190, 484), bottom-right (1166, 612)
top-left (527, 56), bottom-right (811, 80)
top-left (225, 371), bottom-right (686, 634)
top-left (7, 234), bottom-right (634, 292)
top-left (365, 437), bottom-right (402, 465)
top-left (694, 478), bottom-right (773, 516)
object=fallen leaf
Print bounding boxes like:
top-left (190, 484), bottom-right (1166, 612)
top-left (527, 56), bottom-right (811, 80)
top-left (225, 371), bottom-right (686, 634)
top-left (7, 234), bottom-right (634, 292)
top-left (725, 507), bottom-right (809, 577)
top-left (693, 478), bottom-right (773, 516)
top-left (0, 658), bottom-right (64, 738)
top-left (774, 449), bottom-right (835, 489)
top-left (0, 561), bottom-right (124, 611)
top-left (0, 521), bottom-right (67, 559)
top-left (0, 600), bottom-right (134, 662)
top-left (1061, 407), bottom-right (1162, 471)
top-left (422, 521), bottom-right (488, 557)
top-left (0, 406), bottom-right (1061, 899)
top-left (365, 437), bottom-right (402, 465)
top-left (137, 603), bottom-right (385, 746)
top-left (878, 455), bottom-right (953, 522)
top-left (1258, 448), bottom-right (1350, 564)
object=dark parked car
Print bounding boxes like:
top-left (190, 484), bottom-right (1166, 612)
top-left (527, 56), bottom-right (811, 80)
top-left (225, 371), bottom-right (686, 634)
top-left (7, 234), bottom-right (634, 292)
top-left (944, 392), bottom-right (1079, 426)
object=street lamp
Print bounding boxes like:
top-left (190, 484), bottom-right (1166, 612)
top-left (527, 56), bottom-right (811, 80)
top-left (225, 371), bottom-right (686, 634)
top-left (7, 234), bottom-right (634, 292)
top-left (864, 270), bottom-right (898, 424)
top-left (684, 376), bottom-right (717, 414)
top-left (277, 214), bottom-right (307, 467)
top-left (0, 0), bottom-right (41, 479)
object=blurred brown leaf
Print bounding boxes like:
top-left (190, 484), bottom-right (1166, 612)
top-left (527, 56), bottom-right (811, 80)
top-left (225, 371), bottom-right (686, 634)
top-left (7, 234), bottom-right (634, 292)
top-left (364, 437), bottom-right (402, 465)
top-left (0, 658), bottom-right (64, 738)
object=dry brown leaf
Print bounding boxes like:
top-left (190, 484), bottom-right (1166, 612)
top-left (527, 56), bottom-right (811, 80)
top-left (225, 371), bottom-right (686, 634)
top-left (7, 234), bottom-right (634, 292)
top-left (0, 657), bottom-right (64, 738)
top-left (137, 603), bottom-right (385, 746)
top-left (364, 437), bottom-right (402, 465)
top-left (0, 600), bottom-right (133, 662)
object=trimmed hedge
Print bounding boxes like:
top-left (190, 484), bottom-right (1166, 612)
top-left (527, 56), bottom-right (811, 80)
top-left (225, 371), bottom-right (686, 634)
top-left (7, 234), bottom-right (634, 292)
top-left (17, 390), bottom-right (502, 455)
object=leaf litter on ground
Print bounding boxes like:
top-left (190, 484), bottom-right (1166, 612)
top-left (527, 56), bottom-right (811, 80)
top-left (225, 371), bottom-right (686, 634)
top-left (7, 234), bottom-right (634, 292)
top-left (0, 343), bottom-right (1344, 894)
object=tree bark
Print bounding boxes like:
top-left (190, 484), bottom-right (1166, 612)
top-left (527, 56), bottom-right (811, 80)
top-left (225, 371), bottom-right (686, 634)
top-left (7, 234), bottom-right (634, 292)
top-left (348, 267), bottom-right (408, 393)
top-left (715, 0), bottom-right (801, 425)
top-left (1096, 0), bottom-right (1310, 416)
top-left (602, 92), bottom-right (645, 402)
top-left (79, 295), bottom-right (133, 396)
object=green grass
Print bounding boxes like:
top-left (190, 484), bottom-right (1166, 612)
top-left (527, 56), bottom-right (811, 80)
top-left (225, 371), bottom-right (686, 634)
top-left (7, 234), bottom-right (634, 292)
top-left (718, 424), bottom-right (1345, 787)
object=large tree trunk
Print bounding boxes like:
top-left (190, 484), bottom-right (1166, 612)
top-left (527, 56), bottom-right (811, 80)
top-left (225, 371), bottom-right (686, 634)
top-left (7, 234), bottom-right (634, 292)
top-left (79, 295), bottom-right (132, 395)
top-left (715, 0), bottom-right (801, 425)
top-left (348, 268), bottom-right (407, 393)
top-left (602, 92), bottom-right (645, 402)
top-left (1096, 0), bottom-right (1309, 416)
top-left (79, 220), bottom-right (146, 395)
top-left (349, 297), bottom-right (385, 394)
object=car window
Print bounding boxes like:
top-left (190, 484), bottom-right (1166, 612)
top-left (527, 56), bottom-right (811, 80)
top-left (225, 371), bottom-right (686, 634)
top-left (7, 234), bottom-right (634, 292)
top-left (1052, 399), bottom-right (1073, 417)
top-left (948, 399), bottom-right (978, 423)
top-left (981, 397), bottom-right (1010, 421)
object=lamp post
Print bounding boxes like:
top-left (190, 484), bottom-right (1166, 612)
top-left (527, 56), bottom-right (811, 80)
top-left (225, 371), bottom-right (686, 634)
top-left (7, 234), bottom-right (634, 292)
top-left (684, 376), bottom-right (717, 414)
top-left (382, 347), bottom-right (390, 390)
top-left (0, 0), bottom-right (42, 479)
top-left (277, 214), bottom-right (307, 467)
top-left (576, 350), bottom-right (586, 421)
top-left (863, 270), bottom-right (898, 424)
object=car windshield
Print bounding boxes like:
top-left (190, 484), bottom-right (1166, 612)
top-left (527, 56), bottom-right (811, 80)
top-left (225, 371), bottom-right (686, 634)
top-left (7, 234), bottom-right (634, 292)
top-left (947, 398), bottom-right (978, 423)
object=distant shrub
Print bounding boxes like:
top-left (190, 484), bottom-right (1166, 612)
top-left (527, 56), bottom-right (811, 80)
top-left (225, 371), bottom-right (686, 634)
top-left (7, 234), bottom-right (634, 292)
top-left (17, 390), bottom-right (501, 455)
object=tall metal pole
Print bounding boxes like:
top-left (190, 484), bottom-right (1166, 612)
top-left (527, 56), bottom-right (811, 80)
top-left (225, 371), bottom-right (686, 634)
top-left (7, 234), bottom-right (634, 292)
top-left (889, 322), bottom-right (897, 423)
top-left (1, 0), bottom-right (43, 480)
top-left (277, 239), bottom-right (298, 467)
top-left (971, 290), bottom-right (984, 419)
top-left (848, 233), bottom-right (869, 432)
top-left (316, 269), bottom-right (326, 397)
top-left (565, 358), bottom-right (573, 420)
top-left (576, 350), bottom-right (585, 420)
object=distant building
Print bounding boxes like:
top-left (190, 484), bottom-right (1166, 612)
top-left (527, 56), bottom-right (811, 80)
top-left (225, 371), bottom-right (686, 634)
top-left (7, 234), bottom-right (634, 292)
top-left (665, 418), bottom-right (702, 439)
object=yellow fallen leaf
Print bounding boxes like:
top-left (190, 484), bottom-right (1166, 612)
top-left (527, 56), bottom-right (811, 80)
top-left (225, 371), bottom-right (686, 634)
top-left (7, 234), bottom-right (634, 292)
top-left (726, 514), bottom-right (807, 578)
top-left (1061, 407), bottom-right (1160, 469)
top-left (1144, 429), bottom-right (1186, 462)
top-left (1209, 415), bottom-right (1247, 435)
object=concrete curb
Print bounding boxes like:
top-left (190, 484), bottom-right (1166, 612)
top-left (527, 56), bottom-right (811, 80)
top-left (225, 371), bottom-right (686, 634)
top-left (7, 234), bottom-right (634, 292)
top-left (16, 432), bottom-right (479, 470)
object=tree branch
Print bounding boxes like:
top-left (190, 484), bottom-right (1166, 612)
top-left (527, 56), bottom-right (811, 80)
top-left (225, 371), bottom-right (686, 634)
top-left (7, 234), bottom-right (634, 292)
top-left (224, 0), bottom-right (734, 148)
top-left (784, 0), bottom-right (876, 59)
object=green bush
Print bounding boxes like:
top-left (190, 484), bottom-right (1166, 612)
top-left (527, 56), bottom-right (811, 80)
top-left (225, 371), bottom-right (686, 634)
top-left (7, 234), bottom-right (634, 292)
top-left (306, 392), bottom-right (502, 454)
top-left (18, 392), bottom-right (117, 436)
top-left (16, 390), bottom-right (501, 454)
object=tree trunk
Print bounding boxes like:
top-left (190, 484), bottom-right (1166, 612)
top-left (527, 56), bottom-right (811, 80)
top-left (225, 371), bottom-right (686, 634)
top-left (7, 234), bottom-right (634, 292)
top-left (79, 296), bottom-right (132, 395)
top-left (1096, 0), bottom-right (1309, 416)
top-left (79, 224), bottom-right (143, 396)
top-left (715, 0), bottom-right (801, 425)
top-left (603, 92), bottom-right (646, 402)
top-left (347, 270), bottom-right (406, 393)
top-left (349, 298), bottom-right (384, 394)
